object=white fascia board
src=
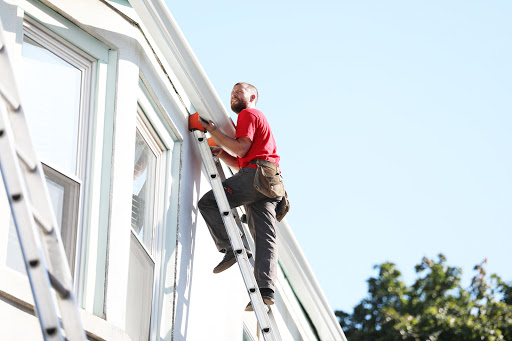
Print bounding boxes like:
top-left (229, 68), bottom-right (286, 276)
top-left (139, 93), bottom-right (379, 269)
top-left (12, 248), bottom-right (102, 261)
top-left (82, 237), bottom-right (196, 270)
top-left (277, 219), bottom-right (348, 341)
top-left (128, 0), bottom-right (236, 138)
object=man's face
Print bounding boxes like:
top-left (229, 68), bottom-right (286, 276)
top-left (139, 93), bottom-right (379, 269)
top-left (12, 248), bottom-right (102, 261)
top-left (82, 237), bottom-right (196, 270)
top-left (231, 84), bottom-right (252, 114)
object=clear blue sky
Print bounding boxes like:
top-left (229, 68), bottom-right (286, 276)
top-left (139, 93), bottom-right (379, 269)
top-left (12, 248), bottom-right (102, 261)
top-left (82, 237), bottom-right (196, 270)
top-left (165, 0), bottom-right (512, 314)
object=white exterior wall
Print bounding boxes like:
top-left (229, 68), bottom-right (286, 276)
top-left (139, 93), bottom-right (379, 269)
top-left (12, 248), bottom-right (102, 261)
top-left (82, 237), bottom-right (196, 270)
top-left (0, 0), bottom-right (346, 340)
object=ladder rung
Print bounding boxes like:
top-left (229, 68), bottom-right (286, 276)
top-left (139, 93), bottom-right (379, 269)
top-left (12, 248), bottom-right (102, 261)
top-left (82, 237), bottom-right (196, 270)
top-left (192, 127), bottom-right (280, 341)
top-left (16, 146), bottom-right (38, 172)
top-left (28, 259), bottom-right (40, 268)
top-left (32, 207), bottom-right (54, 234)
top-left (11, 192), bottom-right (22, 202)
top-left (0, 83), bottom-right (20, 111)
top-left (48, 271), bottom-right (71, 299)
top-left (45, 326), bottom-right (58, 337)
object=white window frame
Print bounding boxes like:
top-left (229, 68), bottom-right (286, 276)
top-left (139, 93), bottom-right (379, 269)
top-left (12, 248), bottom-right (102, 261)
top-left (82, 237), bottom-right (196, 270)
top-left (131, 109), bottom-right (166, 256)
top-left (3, 15), bottom-right (95, 277)
top-left (42, 163), bottom-right (81, 274)
top-left (9, 16), bottom-right (96, 281)
top-left (0, 2), bottom-right (114, 319)
top-left (126, 107), bottom-right (166, 341)
top-left (123, 77), bottom-right (182, 341)
top-left (23, 16), bottom-right (96, 176)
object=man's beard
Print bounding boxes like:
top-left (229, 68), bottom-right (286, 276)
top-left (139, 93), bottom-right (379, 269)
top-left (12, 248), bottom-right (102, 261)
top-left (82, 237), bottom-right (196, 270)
top-left (231, 101), bottom-right (247, 114)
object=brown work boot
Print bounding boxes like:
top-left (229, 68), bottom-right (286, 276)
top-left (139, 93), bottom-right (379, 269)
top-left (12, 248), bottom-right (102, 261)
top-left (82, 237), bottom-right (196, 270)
top-left (213, 249), bottom-right (252, 274)
top-left (245, 288), bottom-right (274, 311)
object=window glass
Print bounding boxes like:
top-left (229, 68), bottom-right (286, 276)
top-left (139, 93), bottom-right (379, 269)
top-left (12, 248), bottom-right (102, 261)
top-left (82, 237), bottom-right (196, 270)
top-left (43, 165), bottom-right (81, 273)
top-left (6, 179), bottom-right (64, 274)
top-left (126, 234), bottom-right (154, 341)
top-left (6, 219), bottom-right (25, 274)
top-left (132, 130), bottom-right (158, 252)
top-left (6, 169), bottom-right (80, 275)
top-left (127, 110), bottom-right (164, 341)
top-left (5, 20), bottom-right (92, 278)
top-left (21, 36), bottom-right (82, 175)
top-left (46, 177), bottom-right (65, 228)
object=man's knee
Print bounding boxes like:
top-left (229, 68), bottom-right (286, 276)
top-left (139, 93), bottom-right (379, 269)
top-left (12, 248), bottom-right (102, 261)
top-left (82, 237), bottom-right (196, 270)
top-left (198, 195), bottom-right (207, 213)
top-left (198, 191), bottom-right (214, 213)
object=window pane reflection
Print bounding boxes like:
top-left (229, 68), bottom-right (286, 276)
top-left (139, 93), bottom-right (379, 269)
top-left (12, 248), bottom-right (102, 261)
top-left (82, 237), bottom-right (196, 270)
top-left (21, 36), bottom-right (82, 175)
top-left (7, 178), bottom-right (65, 274)
top-left (126, 234), bottom-right (154, 341)
top-left (132, 131), bottom-right (157, 252)
top-left (46, 178), bottom-right (65, 228)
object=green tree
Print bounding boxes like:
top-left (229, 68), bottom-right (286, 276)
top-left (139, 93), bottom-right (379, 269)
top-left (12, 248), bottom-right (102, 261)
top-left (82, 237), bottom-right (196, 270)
top-left (336, 255), bottom-right (512, 341)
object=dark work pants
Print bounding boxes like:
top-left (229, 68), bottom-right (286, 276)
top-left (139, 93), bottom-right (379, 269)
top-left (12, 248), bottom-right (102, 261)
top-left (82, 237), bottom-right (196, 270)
top-left (198, 167), bottom-right (281, 292)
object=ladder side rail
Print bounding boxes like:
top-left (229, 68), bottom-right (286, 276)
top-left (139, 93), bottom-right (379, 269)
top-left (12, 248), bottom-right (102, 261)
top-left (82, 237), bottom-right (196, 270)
top-left (233, 208), bottom-right (279, 340)
top-left (233, 207), bottom-right (279, 338)
top-left (0, 21), bottom-right (86, 340)
top-left (193, 131), bottom-right (244, 252)
top-left (193, 130), bottom-right (279, 341)
top-left (233, 207), bottom-right (255, 267)
top-left (8, 104), bottom-right (87, 341)
top-left (235, 207), bottom-right (255, 266)
top-left (0, 100), bottom-right (64, 341)
top-left (267, 307), bottom-right (282, 341)
top-left (213, 161), bottom-right (256, 266)
top-left (213, 157), bottom-right (278, 339)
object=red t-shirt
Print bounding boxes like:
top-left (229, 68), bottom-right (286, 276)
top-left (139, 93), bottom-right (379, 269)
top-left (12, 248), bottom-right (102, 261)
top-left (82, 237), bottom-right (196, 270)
top-left (235, 108), bottom-right (280, 169)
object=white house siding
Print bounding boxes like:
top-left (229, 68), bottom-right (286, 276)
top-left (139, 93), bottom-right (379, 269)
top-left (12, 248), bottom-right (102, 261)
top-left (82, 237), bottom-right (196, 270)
top-left (0, 0), bottom-right (346, 340)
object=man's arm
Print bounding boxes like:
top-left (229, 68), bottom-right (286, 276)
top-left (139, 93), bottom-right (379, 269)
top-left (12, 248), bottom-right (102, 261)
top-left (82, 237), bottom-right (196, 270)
top-left (218, 151), bottom-right (238, 169)
top-left (200, 119), bottom-right (252, 158)
top-left (211, 147), bottom-right (239, 170)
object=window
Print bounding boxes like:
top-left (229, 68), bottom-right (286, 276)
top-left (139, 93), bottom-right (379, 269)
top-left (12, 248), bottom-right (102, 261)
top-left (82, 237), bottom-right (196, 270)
top-left (21, 35), bottom-right (82, 174)
top-left (243, 326), bottom-right (256, 341)
top-left (131, 108), bottom-right (165, 255)
top-left (126, 107), bottom-right (166, 341)
top-left (6, 164), bottom-right (79, 274)
top-left (132, 128), bottom-right (159, 251)
top-left (5, 17), bottom-right (95, 277)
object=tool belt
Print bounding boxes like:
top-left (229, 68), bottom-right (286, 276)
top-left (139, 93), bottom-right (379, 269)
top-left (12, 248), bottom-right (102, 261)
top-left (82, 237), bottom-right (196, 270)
top-left (249, 159), bottom-right (290, 222)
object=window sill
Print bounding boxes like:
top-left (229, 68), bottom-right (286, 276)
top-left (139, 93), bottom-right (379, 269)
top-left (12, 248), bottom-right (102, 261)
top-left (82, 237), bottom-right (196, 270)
top-left (0, 266), bottom-right (130, 341)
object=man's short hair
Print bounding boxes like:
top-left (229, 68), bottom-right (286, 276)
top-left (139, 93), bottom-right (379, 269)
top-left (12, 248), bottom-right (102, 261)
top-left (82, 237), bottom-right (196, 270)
top-left (235, 82), bottom-right (258, 104)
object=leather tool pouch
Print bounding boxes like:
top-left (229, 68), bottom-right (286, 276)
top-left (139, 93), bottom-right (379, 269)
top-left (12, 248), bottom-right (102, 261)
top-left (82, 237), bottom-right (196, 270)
top-left (250, 159), bottom-right (290, 221)
top-left (252, 159), bottom-right (285, 198)
top-left (275, 191), bottom-right (290, 222)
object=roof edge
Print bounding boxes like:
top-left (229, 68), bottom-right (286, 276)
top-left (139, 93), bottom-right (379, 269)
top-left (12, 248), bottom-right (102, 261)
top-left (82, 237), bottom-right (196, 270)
top-left (129, 0), bottom-right (236, 136)
top-left (277, 219), bottom-right (348, 341)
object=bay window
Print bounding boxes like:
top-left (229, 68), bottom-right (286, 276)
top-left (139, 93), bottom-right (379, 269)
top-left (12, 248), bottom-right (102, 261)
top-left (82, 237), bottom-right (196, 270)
top-left (6, 16), bottom-right (95, 279)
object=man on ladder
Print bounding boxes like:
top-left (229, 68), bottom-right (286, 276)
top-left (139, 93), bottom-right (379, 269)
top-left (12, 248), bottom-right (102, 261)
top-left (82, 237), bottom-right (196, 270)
top-left (198, 82), bottom-right (289, 311)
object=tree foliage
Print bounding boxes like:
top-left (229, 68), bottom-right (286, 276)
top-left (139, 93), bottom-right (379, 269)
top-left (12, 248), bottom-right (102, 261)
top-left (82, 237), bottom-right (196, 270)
top-left (336, 255), bottom-right (512, 341)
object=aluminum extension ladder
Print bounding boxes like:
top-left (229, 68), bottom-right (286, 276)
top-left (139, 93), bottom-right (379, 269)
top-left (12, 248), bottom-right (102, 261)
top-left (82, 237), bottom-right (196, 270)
top-left (190, 116), bottom-right (281, 341)
top-left (0, 19), bottom-right (87, 341)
